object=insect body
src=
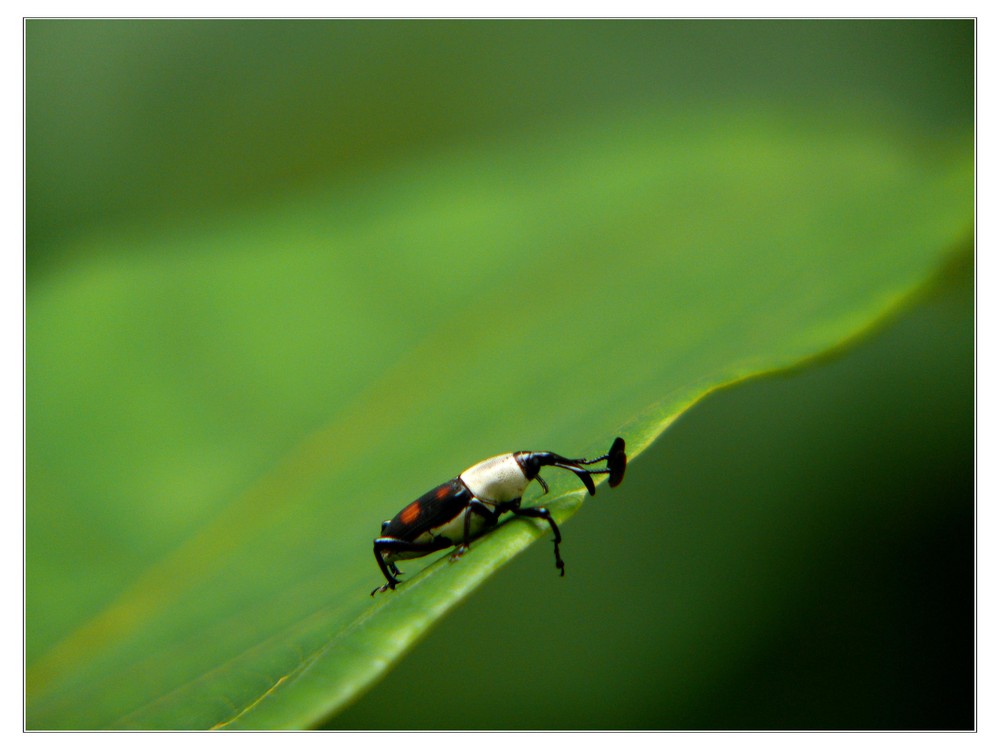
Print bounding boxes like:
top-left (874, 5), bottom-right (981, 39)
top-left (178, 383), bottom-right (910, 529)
top-left (371, 437), bottom-right (626, 595)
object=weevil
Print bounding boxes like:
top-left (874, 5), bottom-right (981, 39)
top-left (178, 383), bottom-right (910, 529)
top-left (371, 437), bottom-right (626, 595)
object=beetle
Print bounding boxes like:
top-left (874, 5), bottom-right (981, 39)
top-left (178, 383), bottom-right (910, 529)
top-left (371, 437), bottom-right (626, 595)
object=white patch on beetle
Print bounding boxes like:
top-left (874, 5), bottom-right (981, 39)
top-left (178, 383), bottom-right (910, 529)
top-left (430, 504), bottom-right (491, 544)
top-left (459, 453), bottom-right (530, 503)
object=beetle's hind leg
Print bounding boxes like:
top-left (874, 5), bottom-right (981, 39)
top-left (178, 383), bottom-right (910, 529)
top-left (371, 536), bottom-right (452, 596)
top-left (512, 506), bottom-right (565, 576)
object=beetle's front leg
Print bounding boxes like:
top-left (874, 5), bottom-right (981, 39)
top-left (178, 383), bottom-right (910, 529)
top-left (512, 506), bottom-right (565, 576)
top-left (372, 537), bottom-right (452, 596)
top-left (450, 499), bottom-right (498, 561)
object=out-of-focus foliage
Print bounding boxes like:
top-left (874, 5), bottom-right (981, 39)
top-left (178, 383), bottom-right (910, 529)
top-left (27, 20), bottom-right (971, 273)
top-left (26, 21), bottom-right (973, 729)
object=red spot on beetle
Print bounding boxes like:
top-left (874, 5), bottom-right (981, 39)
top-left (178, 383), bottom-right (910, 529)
top-left (436, 485), bottom-right (451, 499)
top-left (400, 502), bottom-right (420, 525)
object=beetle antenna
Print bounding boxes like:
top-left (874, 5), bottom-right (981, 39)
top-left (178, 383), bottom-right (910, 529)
top-left (606, 437), bottom-right (627, 486)
top-left (553, 463), bottom-right (597, 495)
top-left (530, 438), bottom-right (626, 495)
top-left (566, 437), bottom-right (627, 487)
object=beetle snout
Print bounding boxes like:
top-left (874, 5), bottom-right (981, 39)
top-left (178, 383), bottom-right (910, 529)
top-left (514, 451), bottom-right (552, 480)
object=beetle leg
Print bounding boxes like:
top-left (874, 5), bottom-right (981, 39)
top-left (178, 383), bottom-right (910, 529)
top-left (372, 541), bottom-right (399, 594)
top-left (372, 536), bottom-right (452, 595)
top-left (512, 506), bottom-right (565, 576)
top-left (450, 499), bottom-right (497, 561)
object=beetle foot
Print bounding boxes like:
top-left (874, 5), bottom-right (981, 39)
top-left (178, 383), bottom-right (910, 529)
top-left (449, 545), bottom-right (469, 562)
top-left (371, 581), bottom-right (397, 596)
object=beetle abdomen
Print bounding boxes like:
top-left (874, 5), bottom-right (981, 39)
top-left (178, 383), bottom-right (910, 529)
top-left (382, 478), bottom-right (472, 541)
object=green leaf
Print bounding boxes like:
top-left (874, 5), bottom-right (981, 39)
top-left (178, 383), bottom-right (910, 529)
top-left (27, 106), bottom-right (971, 728)
top-left (323, 249), bottom-right (973, 730)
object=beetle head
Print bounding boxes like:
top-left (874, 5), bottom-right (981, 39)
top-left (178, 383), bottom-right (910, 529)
top-left (515, 451), bottom-right (596, 496)
top-left (514, 437), bottom-right (627, 497)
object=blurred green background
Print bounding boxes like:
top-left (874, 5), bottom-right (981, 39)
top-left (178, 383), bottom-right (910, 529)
top-left (27, 20), bottom-right (972, 273)
top-left (27, 20), bottom-right (973, 729)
